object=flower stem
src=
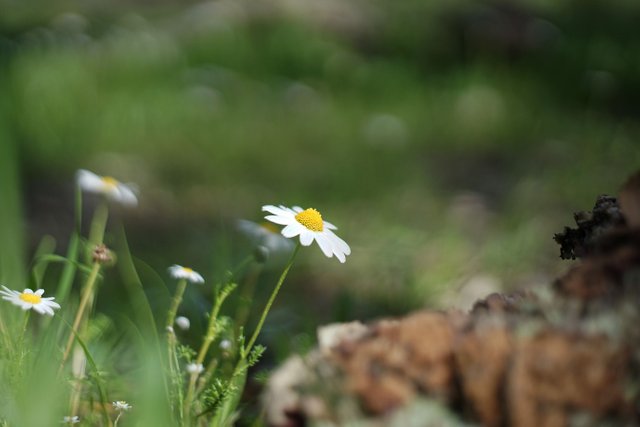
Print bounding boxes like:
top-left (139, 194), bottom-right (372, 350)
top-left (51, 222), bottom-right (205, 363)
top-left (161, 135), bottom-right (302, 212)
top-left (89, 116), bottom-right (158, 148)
top-left (166, 279), bottom-right (187, 331)
top-left (60, 261), bottom-right (101, 369)
top-left (244, 243), bottom-right (299, 355)
top-left (183, 281), bottom-right (235, 422)
top-left (87, 201), bottom-right (109, 261)
top-left (20, 310), bottom-right (30, 342)
top-left (165, 278), bottom-right (187, 424)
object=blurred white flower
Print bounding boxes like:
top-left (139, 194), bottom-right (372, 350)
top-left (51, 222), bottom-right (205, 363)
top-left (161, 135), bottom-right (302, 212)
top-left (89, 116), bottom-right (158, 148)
top-left (76, 169), bottom-right (138, 207)
top-left (262, 205), bottom-right (351, 263)
top-left (0, 286), bottom-right (61, 316)
top-left (236, 219), bottom-right (295, 257)
top-left (219, 339), bottom-right (232, 350)
top-left (186, 363), bottom-right (204, 375)
top-left (113, 401), bottom-right (132, 412)
top-left (175, 316), bottom-right (190, 331)
top-left (62, 415), bottom-right (80, 424)
top-left (168, 265), bottom-right (204, 284)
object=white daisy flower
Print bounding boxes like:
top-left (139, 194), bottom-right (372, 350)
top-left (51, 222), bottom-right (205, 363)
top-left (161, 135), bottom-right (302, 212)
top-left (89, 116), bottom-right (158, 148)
top-left (62, 415), bottom-right (80, 424)
top-left (186, 363), bottom-right (204, 375)
top-left (168, 265), bottom-right (205, 284)
top-left (175, 316), bottom-right (190, 331)
top-left (76, 169), bottom-right (138, 207)
top-left (236, 219), bottom-right (295, 256)
top-left (0, 286), bottom-right (61, 316)
top-left (262, 205), bottom-right (351, 263)
top-left (113, 401), bottom-right (132, 412)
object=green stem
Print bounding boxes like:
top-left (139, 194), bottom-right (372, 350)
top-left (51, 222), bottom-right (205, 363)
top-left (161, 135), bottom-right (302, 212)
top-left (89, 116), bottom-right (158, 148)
top-left (20, 310), bottom-right (30, 344)
top-left (196, 244), bottom-right (299, 421)
top-left (166, 279), bottom-right (187, 330)
top-left (183, 281), bottom-right (235, 422)
top-left (0, 314), bottom-right (10, 352)
top-left (166, 279), bottom-right (187, 425)
top-left (60, 262), bottom-right (101, 369)
top-left (87, 201), bottom-right (109, 258)
top-left (244, 243), bottom-right (299, 356)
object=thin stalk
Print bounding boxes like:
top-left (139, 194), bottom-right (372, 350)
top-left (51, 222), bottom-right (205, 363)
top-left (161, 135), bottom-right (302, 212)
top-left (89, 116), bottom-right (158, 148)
top-left (113, 412), bottom-right (123, 427)
top-left (20, 310), bottom-right (30, 343)
top-left (166, 279), bottom-right (187, 426)
top-left (166, 279), bottom-right (187, 331)
top-left (86, 201), bottom-right (109, 262)
top-left (0, 313), bottom-right (10, 352)
top-left (244, 243), bottom-right (299, 355)
top-left (168, 332), bottom-right (185, 425)
top-left (200, 245), bottom-right (299, 423)
top-left (196, 359), bottom-right (218, 396)
top-left (183, 283), bottom-right (234, 422)
top-left (60, 262), bottom-right (101, 369)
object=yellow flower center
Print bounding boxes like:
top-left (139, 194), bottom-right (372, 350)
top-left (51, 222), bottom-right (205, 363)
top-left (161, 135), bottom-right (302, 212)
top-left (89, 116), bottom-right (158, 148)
top-left (295, 208), bottom-right (324, 232)
top-left (19, 292), bottom-right (42, 304)
top-left (182, 267), bottom-right (193, 274)
top-left (101, 176), bottom-right (119, 188)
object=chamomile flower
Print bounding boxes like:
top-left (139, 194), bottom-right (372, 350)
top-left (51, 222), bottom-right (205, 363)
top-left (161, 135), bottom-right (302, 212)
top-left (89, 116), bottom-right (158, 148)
top-left (236, 219), bottom-right (295, 257)
top-left (175, 316), bottom-right (190, 331)
top-left (62, 415), bottom-right (80, 424)
top-left (0, 286), bottom-right (61, 316)
top-left (168, 265), bottom-right (205, 284)
top-left (262, 205), bottom-right (351, 263)
top-left (113, 401), bottom-right (132, 412)
top-left (186, 363), bottom-right (204, 375)
top-left (76, 169), bottom-right (138, 207)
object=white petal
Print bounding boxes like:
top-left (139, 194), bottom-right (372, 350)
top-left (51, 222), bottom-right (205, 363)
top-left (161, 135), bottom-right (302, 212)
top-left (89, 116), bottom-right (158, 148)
top-left (262, 205), bottom-right (295, 217)
top-left (76, 170), bottom-right (104, 192)
top-left (281, 223), bottom-right (303, 238)
top-left (334, 250), bottom-right (346, 263)
top-left (292, 206), bottom-right (304, 213)
top-left (40, 304), bottom-right (54, 316)
top-left (314, 233), bottom-right (334, 258)
top-left (47, 300), bottom-right (61, 309)
top-left (323, 221), bottom-right (338, 230)
top-left (0, 288), bottom-right (15, 298)
top-left (190, 272), bottom-right (205, 284)
top-left (0, 285), bottom-right (16, 295)
top-left (327, 230), bottom-right (351, 256)
top-left (115, 184), bottom-right (138, 207)
top-left (278, 205), bottom-right (297, 214)
top-left (35, 289), bottom-right (45, 296)
top-left (24, 288), bottom-right (34, 294)
top-left (264, 215), bottom-right (292, 226)
top-left (299, 230), bottom-right (314, 247)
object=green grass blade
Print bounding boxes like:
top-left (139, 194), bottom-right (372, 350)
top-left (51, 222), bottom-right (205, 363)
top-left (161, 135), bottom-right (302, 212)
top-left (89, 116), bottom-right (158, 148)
top-left (67, 322), bottom-right (112, 426)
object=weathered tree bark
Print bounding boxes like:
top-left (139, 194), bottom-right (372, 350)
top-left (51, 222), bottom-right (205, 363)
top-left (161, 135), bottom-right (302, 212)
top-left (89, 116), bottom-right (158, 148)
top-left (264, 171), bottom-right (640, 427)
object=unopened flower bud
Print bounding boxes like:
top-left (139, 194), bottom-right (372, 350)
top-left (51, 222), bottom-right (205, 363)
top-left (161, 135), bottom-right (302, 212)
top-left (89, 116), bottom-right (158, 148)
top-left (92, 244), bottom-right (113, 265)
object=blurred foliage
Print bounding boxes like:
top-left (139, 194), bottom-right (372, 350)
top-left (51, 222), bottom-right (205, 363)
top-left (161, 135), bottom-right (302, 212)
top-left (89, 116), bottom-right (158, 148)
top-left (1, 0), bottom-right (640, 368)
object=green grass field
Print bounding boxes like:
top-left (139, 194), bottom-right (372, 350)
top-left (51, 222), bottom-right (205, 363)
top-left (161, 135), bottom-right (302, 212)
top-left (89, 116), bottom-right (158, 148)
top-left (1, 0), bottom-right (639, 425)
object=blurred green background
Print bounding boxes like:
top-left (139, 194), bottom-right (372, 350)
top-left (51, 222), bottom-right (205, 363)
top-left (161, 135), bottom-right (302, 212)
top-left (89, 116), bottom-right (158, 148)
top-left (1, 0), bottom-right (640, 360)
